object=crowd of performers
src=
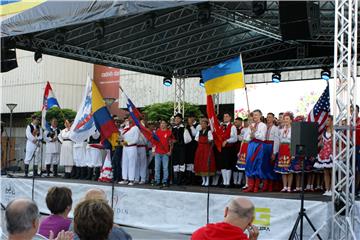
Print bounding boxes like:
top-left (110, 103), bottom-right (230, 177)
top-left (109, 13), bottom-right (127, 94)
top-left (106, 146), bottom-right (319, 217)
top-left (24, 105), bottom-right (360, 196)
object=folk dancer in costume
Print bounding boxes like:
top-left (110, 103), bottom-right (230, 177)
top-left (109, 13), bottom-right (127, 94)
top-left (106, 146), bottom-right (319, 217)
top-left (220, 113), bottom-right (238, 188)
top-left (86, 130), bottom-right (103, 181)
top-left (44, 118), bottom-right (61, 177)
top-left (184, 114), bottom-right (201, 185)
top-left (277, 112), bottom-right (284, 129)
top-left (24, 115), bottom-right (43, 177)
top-left (136, 121), bottom-right (148, 184)
top-left (171, 113), bottom-right (186, 185)
top-left (119, 118), bottom-right (140, 186)
top-left (233, 117), bottom-right (243, 187)
top-left (194, 118), bottom-right (216, 187)
top-left (259, 113), bottom-right (280, 192)
top-left (314, 115), bottom-right (334, 196)
top-left (72, 139), bottom-right (87, 179)
top-left (274, 112), bottom-right (294, 192)
top-left (243, 110), bottom-right (267, 193)
top-left (112, 117), bottom-right (124, 183)
top-left (58, 120), bottom-right (74, 179)
top-left (237, 117), bottom-right (251, 189)
top-left (154, 120), bottom-right (173, 187)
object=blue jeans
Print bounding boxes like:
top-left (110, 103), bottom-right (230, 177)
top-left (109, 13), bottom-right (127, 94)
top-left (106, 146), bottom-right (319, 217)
top-left (155, 154), bottom-right (169, 184)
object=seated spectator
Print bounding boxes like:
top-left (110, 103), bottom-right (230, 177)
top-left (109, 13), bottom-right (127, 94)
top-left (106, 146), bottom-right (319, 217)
top-left (38, 187), bottom-right (72, 238)
top-left (5, 198), bottom-right (72, 240)
top-left (70, 188), bottom-right (132, 240)
top-left (74, 199), bottom-right (113, 240)
top-left (191, 197), bottom-right (259, 240)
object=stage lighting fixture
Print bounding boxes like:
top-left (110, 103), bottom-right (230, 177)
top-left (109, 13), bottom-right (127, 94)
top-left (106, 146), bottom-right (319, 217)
top-left (272, 72), bottom-right (281, 83)
top-left (197, 4), bottom-right (211, 24)
top-left (94, 22), bottom-right (105, 40)
top-left (252, 1), bottom-right (267, 16)
top-left (34, 51), bottom-right (42, 63)
top-left (54, 32), bottom-right (66, 44)
top-left (163, 77), bottom-right (172, 87)
top-left (199, 78), bottom-right (204, 87)
top-left (321, 68), bottom-right (330, 80)
top-left (1, 38), bottom-right (18, 73)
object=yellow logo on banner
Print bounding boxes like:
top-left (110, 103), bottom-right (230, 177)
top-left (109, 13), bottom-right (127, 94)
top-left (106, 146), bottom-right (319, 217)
top-left (254, 208), bottom-right (270, 226)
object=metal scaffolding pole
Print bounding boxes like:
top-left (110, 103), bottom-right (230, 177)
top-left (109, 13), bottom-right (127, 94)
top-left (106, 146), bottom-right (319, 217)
top-left (331, 0), bottom-right (358, 239)
top-left (174, 76), bottom-right (185, 117)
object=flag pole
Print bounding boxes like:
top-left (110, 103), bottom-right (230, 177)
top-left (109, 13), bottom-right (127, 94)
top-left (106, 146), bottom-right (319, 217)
top-left (240, 54), bottom-right (250, 113)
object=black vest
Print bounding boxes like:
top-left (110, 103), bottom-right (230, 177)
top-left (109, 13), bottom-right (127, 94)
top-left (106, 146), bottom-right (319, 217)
top-left (47, 128), bottom-right (60, 138)
top-left (172, 125), bottom-right (185, 145)
top-left (28, 124), bottom-right (40, 137)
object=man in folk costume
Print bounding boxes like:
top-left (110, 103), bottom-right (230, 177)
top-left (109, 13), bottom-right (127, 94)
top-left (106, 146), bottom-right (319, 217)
top-left (171, 113), bottom-right (186, 185)
top-left (24, 115), bottom-right (43, 177)
top-left (259, 113), bottom-right (280, 192)
top-left (184, 114), bottom-right (201, 185)
top-left (119, 118), bottom-right (140, 186)
top-left (135, 120), bottom-right (148, 184)
top-left (244, 109), bottom-right (267, 193)
top-left (220, 113), bottom-right (238, 188)
top-left (44, 118), bottom-right (61, 177)
top-left (72, 139), bottom-right (87, 179)
top-left (233, 117), bottom-right (243, 186)
top-left (86, 130), bottom-right (102, 180)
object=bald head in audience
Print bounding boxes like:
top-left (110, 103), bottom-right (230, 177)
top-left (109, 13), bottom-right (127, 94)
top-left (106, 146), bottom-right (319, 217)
top-left (6, 198), bottom-right (40, 240)
top-left (84, 188), bottom-right (107, 201)
top-left (224, 197), bottom-right (255, 231)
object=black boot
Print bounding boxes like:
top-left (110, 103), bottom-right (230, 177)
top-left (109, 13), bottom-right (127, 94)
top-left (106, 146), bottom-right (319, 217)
top-left (74, 167), bottom-right (81, 179)
top-left (80, 167), bottom-right (88, 180)
top-left (24, 164), bottom-right (29, 177)
top-left (53, 165), bottom-right (58, 177)
top-left (86, 168), bottom-right (94, 180)
top-left (70, 167), bottom-right (76, 178)
top-left (33, 165), bottom-right (39, 176)
top-left (94, 167), bottom-right (100, 181)
top-left (46, 164), bottom-right (51, 177)
top-left (63, 172), bottom-right (70, 179)
top-left (185, 171), bottom-right (192, 185)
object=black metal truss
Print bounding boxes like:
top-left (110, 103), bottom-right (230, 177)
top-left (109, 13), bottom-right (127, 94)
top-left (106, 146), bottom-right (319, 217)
top-left (15, 37), bottom-right (172, 76)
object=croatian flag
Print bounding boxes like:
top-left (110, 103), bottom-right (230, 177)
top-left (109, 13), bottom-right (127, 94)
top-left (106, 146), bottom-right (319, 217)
top-left (42, 82), bottom-right (60, 130)
top-left (307, 83), bottom-right (330, 148)
top-left (69, 76), bottom-right (96, 142)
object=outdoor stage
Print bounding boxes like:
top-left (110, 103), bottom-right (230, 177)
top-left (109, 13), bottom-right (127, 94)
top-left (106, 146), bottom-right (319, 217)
top-left (3, 176), bottom-right (357, 240)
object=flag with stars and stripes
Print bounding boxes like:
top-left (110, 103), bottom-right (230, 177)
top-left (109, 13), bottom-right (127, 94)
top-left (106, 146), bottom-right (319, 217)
top-left (307, 83), bottom-right (330, 147)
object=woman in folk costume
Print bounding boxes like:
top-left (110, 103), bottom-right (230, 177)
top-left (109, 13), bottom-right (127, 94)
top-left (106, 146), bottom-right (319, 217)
top-left (259, 113), bottom-right (280, 192)
top-left (194, 118), bottom-right (216, 187)
top-left (232, 117), bottom-right (243, 187)
top-left (274, 112), bottom-right (294, 192)
top-left (243, 110), bottom-right (267, 193)
top-left (236, 117), bottom-right (251, 189)
top-left (59, 120), bottom-right (74, 179)
top-left (314, 115), bottom-right (333, 196)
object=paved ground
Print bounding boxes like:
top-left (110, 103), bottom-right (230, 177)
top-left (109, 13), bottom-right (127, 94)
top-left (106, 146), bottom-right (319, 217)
top-left (0, 210), bottom-right (189, 240)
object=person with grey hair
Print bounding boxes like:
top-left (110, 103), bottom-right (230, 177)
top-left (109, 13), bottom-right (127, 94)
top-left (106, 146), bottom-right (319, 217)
top-left (5, 198), bottom-right (73, 240)
top-left (191, 197), bottom-right (259, 240)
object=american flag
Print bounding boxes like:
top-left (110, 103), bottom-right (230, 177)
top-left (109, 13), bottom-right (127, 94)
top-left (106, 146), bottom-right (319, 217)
top-left (307, 83), bottom-right (330, 147)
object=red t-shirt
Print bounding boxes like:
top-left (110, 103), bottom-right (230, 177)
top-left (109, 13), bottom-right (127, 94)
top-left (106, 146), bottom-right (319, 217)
top-left (192, 222), bottom-right (249, 240)
top-left (155, 129), bottom-right (173, 154)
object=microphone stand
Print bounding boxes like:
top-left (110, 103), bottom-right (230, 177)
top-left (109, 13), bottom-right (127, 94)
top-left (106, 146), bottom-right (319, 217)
top-left (31, 142), bottom-right (40, 200)
top-left (206, 141), bottom-right (214, 224)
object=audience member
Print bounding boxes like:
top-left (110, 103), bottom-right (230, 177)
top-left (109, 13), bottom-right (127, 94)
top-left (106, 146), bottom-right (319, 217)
top-left (38, 187), bottom-right (72, 238)
top-left (191, 197), bottom-right (259, 240)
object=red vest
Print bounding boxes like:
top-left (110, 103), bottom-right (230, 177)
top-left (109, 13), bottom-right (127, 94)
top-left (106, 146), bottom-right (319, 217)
top-left (221, 123), bottom-right (233, 140)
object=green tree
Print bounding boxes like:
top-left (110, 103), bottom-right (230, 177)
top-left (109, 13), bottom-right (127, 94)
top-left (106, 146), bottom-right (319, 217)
top-left (142, 102), bottom-right (202, 122)
top-left (28, 108), bottom-right (77, 129)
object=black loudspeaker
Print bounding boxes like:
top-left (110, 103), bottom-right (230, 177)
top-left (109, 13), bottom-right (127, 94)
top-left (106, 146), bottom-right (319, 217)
top-left (278, 1), bottom-right (320, 40)
top-left (1, 38), bottom-right (18, 73)
top-left (291, 122), bottom-right (318, 157)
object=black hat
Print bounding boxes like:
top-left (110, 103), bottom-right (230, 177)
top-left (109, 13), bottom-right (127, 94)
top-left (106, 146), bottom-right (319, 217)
top-left (174, 113), bottom-right (183, 119)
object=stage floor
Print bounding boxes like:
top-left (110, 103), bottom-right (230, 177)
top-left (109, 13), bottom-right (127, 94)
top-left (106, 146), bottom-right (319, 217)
top-left (9, 174), bottom-right (331, 202)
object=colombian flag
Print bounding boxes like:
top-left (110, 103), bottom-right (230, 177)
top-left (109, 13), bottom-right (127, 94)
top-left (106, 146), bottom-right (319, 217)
top-left (92, 81), bottom-right (118, 149)
top-left (201, 55), bottom-right (245, 95)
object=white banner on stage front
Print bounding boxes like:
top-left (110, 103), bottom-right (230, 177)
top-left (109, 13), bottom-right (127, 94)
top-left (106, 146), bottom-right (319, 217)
top-left (0, 177), bottom-right (343, 239)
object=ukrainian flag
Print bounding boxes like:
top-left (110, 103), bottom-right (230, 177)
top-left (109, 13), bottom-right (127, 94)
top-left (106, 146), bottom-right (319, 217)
top-left (92, 81), bottom-right (118, 149)
top-left (0, 0), bottom-right (45, 16)
top-left (201, 55), bottom-right (245, 95)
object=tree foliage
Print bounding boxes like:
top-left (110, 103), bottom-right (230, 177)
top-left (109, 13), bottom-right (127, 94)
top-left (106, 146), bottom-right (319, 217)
top-left (142, 102), bottom-right (202, 122)
top-left (29, 108), bottom-right (77, 129)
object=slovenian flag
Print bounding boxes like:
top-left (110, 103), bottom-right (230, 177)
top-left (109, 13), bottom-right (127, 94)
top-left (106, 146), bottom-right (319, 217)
top-left (42, 81), bottom-right (60, 130)
top-left (92, 80), bottom-right (118, 149)
top-left (201, 55), bottom-right (245, 95)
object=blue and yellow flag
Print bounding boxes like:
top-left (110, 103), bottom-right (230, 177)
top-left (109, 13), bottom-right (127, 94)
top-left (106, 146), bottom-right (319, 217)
top-left (201, 55), bottom-right (245, 95)
top-left (0, 0), bottom-right (45, 16)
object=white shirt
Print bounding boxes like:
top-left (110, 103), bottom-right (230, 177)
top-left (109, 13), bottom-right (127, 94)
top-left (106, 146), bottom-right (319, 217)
top-left (250, 122), bottom-right (267, 141)
top-left (195, 129), bottom-right (213, 142)
top-left (241, 127), bottom-right (251, 142)
top-left (58, 128), bottom-right (71, 143)
top-left (26, 123), bottom-right (42, 142)
top-left (138, 132), bottom-right (148, 145)
top-left (223, 122), bottom-right (238, 144)
top-left (266, 125), bottom-right (280, 154)
top-left (44, 126), bottom-right (61, 153)
top-left (122, 126), bottom-right (140, 146)
top-left (275, 127), bottom-right (292, 154)
top-left (184, 123), bottom-right (201, 144)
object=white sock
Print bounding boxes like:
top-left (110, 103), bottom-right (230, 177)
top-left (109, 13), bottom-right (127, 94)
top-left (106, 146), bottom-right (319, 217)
top-left (226, 170), bottom-right (232, 185)
top-left (221, 169), bottom-right (227, 185)
top-left (233, 172), bottom-right (239, 185)
top-left (201, 176), bottom-right (206, 186)
top-left (212, 174), bottom-right (219, 185)
top-left (205, 176), bottom-right (209, 186)
top-left (238, 172), bottom-right (244, 185)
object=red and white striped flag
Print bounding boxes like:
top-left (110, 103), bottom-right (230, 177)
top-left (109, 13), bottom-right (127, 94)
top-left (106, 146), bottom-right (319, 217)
top-left (307, 83), bottom-right (330, 147)
top-left (206, 95), bottom-right (223, 152)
